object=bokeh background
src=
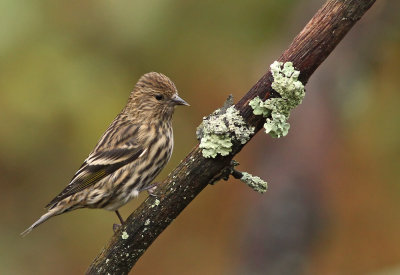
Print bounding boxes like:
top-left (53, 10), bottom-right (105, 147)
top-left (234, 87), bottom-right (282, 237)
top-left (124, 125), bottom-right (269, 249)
top-left (1, 0), bottom-right (399, 274)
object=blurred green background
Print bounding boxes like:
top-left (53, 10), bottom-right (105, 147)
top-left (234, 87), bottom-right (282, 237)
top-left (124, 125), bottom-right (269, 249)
top-left (1, 0), bottom-right (400, 274)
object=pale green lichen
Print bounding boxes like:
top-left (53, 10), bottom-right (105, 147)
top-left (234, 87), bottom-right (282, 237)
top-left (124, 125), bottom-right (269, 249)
top-left (249, 61), bottom-right (305, 138)
top-left (271, 61), bottom-right (305, 107)
top-left (264, 111), bottom-right (290, 138)
top-left (199, 133), bottom-right (232, 158)
top-left (144, 219), bottom-right (150, 226)
top-left (240, 172), bottom-right (268, 194)
top-left (198, 104), bottom-right (255, 158)
top-left (121, 231), bottom-right (129, 240)
top-left (151, 199), bottom-right (160, 208)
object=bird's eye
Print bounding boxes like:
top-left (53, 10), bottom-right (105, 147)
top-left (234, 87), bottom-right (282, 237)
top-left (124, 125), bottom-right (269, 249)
top-left (155, 94), bottom-right (163, 101)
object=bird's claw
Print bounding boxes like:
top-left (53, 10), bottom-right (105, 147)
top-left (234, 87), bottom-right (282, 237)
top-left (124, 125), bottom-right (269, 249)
top-left (147, 185), bottom-right (158, 197)
top-left (113, 223), bottom-right (122, 232)
top-left (139, 182), bottom-right (161, 197)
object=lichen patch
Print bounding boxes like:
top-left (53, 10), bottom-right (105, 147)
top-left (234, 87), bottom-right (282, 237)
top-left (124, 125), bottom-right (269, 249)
top-left (240, 172), bottom-right (268, 194)
top-left (121, 231), bottom-right (129, 240)
top-left (250, 61), bottom-right (305, 138)
top-left (198, 104), bottom-right (254, 158)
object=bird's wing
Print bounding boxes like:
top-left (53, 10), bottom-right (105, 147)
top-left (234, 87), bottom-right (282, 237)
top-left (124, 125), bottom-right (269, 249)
top-left (46, 124), bottom-right (146, 209)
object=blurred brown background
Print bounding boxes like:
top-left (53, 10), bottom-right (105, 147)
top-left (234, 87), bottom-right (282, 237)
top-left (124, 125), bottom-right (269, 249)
top-left (1, 0), bottom-right (399, 274)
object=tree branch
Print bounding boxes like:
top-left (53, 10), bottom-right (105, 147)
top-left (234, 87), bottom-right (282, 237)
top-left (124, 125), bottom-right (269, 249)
top-left (87, 0), bottom-right (376, 274)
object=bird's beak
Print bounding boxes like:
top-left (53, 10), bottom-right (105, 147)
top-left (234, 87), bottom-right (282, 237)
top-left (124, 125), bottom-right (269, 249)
top-left (171, 94), bottom-right (190, 106)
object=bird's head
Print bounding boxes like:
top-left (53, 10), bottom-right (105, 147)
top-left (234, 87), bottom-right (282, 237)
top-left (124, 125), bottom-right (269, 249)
top-left (125, 72), bottom-right (189, 122)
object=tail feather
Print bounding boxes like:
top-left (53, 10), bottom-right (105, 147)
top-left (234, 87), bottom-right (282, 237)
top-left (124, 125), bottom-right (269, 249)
top-left (21, 210), bottom-right (58, 237)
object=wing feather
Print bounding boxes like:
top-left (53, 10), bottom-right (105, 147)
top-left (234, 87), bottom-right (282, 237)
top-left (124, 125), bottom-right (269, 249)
top-left (46, 124), bottom-right (145, 209)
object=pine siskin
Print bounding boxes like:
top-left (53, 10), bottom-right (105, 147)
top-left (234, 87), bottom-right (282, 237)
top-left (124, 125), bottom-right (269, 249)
top-left (22, 72), bottom-right (189, 236)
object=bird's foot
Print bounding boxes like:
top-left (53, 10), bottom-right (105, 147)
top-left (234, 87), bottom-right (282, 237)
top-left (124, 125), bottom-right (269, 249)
top-left (147, 186), bottom-right (158, 197)
top-left (113, 223), bottom-right (122, 232)
top-left (140, 182), bottom-right (161, 197)
top-left (113, 210), bottom-right (124, 232)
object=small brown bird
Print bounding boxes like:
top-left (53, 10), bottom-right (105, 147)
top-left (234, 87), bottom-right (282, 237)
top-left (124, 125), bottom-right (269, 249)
top-left (22, 72), bottom-right (189, 236)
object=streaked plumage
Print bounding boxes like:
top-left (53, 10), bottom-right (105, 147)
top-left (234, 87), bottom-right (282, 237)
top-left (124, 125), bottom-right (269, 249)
top-left (22, 72), bottom-right (189, 236)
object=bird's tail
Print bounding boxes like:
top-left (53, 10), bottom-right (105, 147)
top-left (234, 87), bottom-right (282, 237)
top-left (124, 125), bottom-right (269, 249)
top-left (21, 209), bottom-right (60, 237)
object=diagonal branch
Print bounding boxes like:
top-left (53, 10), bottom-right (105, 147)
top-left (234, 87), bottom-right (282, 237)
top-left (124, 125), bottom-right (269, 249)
top-left (87, 0), bottom-right (376, 274)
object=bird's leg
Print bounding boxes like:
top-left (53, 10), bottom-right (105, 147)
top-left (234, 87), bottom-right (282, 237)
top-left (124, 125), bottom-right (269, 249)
top-left (139, 182), bottom-right (161, 197)
top-left (113, 210), bottom-right (124, 232)
top-left (115, 210), bottom-right (124, 223)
